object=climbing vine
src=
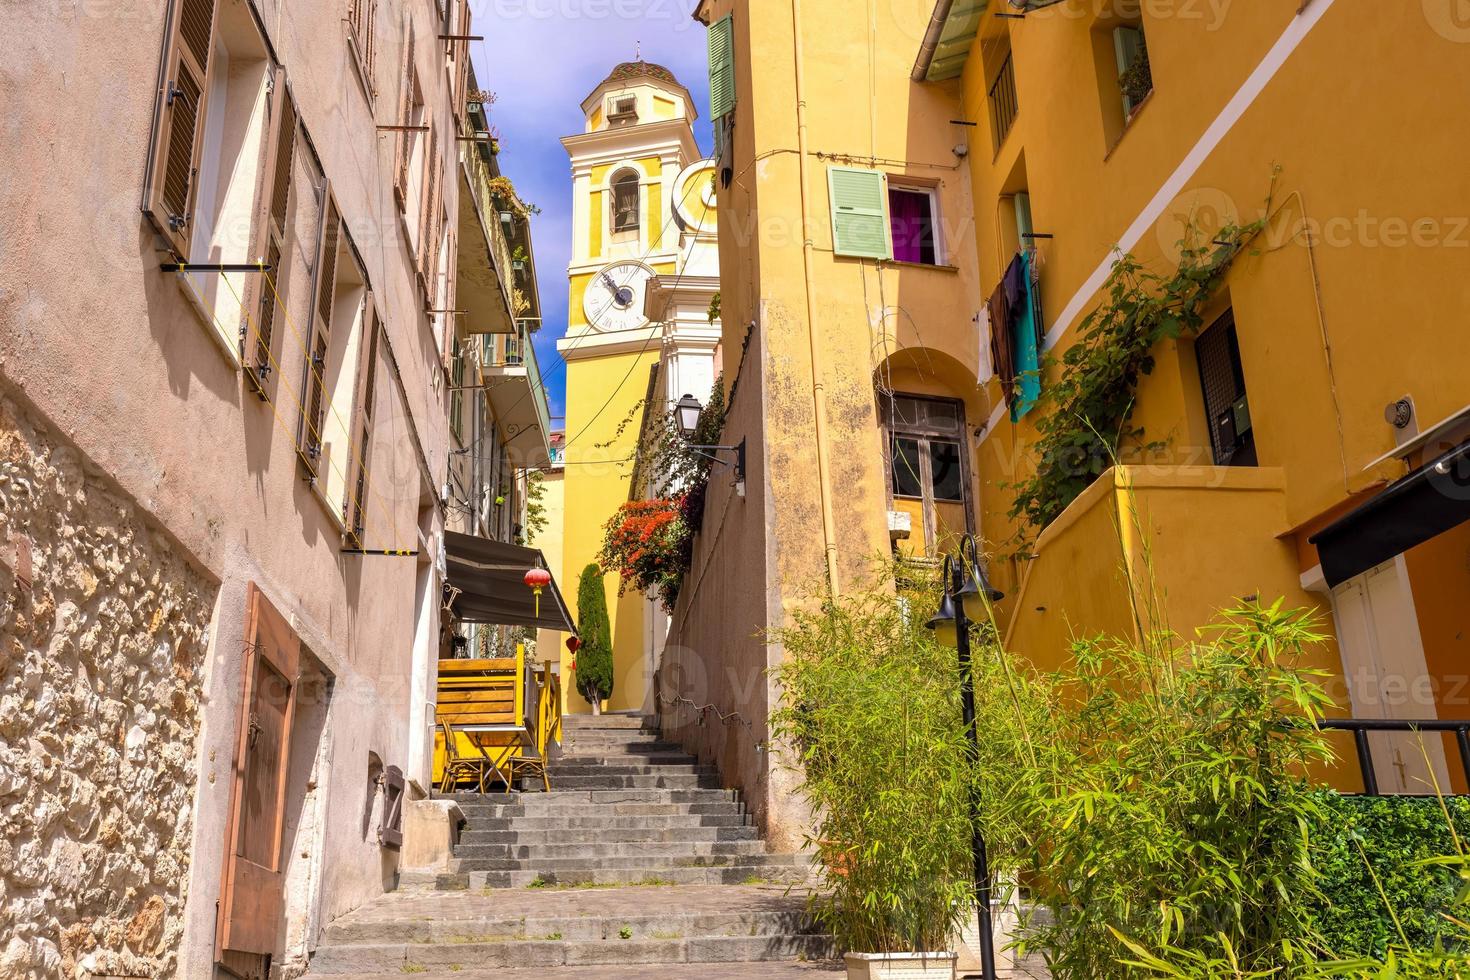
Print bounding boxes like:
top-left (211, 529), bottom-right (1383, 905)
top-left (599, 380), bottom-right (729, 611)
top-left (1005, 179), bottom-right (1274, 533)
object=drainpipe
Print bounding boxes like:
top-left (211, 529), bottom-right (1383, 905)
top-left (789, 0), bottom-right (842, 596)
top-left (911, 0), bottom-right (957, 81)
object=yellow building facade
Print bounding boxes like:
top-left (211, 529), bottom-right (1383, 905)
top-left (558, 62), bottom-right (717, 714)
top-left (662, 0), bottom-right (1470, 845)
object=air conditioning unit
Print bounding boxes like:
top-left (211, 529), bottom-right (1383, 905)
top-left (607, 95), bottom-right (638, 124)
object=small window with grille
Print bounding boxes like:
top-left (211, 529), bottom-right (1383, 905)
top-left (608, 94), bottom-right (638, 124)
top-left (1195, 309), bottom-right (1256, 467)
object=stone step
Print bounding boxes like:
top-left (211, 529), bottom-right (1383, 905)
top-left (436, 862), bottom-right (816, 890)
top-left (546, 763), bottom-right (712, 778)
top-left (460, 812), bottom-right (750, 833)
top-left (308, 933), bottom-right (834, 974)
top-left (449, 851), bottom-right (809, 875)
top-left (561, 714), bottom-right (658, 730)
top-left (455, 801), bottom-right (747, 821)
top-left (460, 825), bottom-right (758, 846)
top-left (322, 906), bottom-right (822, 945)
top-left (544, 773), bottom-right (722, 791)
top-left (444, 788), bottom-right (740, 806)
top-left (453, 840), bottom-right (769, 863)
top-left (554, 749), bottom-right (694, 764)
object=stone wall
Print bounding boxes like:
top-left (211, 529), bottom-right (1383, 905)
top-left (0, 390), bottom-right (215, 978)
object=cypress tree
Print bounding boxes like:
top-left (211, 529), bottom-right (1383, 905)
top-left (575, 563), bottom-right (614, 712)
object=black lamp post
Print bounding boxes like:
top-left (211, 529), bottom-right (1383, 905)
top-left (925, 533), bottom-right (1004, 980)
top-left (674, 393), bottom-right (746, 481)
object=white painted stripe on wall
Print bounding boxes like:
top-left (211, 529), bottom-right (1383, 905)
top-left (982, 0), bottom-right (1338, 438)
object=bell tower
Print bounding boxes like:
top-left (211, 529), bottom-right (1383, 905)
top-left (556, 61), bottom-right (721, 715)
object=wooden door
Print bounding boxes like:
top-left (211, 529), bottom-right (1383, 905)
top-left (219, 583), bottom-right (301, 957)
top-left (1331, 558), bottom-right (1448, 794)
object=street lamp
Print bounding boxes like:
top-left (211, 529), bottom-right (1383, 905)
top-left (925, 533), bottom-right (1004, 980)
top-left (673, 394), bottom-right (746, 483)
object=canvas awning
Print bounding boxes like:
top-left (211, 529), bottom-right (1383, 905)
top-left (443, 530), bottom-right (576, 633)
top-left (1310, 438), bottom-right (1470, 587)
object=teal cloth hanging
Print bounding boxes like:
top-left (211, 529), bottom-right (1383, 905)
top-left (1010, 250), bottom-right (1041, 421)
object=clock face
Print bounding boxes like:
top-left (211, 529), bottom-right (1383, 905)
top-left (583, 261), bottom-right (653, 332)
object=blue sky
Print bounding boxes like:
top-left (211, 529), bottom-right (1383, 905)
top-left (471, 0), bottom-right (713, 427)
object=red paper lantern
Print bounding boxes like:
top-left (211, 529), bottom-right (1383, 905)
top-left (566, 636), bottom-right (582, 653)
top-left (524, 566), bottom-right (552, 617)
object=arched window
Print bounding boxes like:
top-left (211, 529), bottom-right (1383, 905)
top-left (611, 169), bottom-right (640, 236)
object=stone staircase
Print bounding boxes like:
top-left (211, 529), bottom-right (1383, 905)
top-left (308, 713), bottom-right (835, 976)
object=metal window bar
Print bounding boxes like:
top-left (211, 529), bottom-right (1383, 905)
top-left (1317, 718), bottom-right (1470, 796)
top-left (988, 52), bottom-right (1018, 152)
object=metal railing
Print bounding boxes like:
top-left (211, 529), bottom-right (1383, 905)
top-left (460, 128), bottom-right (516, 320)
top-left (988, 52), bottom-right (1018, 151)
top-left (1319, 718), bottom-right (1470, 796)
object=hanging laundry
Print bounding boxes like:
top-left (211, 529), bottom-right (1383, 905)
top-left (1011, 250), bottom-right (1042, 421)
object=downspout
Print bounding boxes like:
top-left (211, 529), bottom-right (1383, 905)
top-left (911, 0), bottom-right (956, 81)
top-left (789, 0), bottom-right (842, 596)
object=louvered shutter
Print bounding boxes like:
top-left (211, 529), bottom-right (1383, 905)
top-left (144, 0), bottom-right (218, 258)
top-left (393, 24), bottom-right (416, 208)
top-left (707, 14), bottom-right (735, 121)
top-left (349, 0), bottom-right (379, 90)
top-left (346, 306), bottom-right (380, 536)
top-left (452, 0), bottom-right (471, 118)
top-left (417, 127), bottom-right (439, 290)
top-left (245, 72), bottom-right (297, 399)
top-left (301, 191), bottom-right (340, 478)
top-left (828, 166), bottom-right (891, 259)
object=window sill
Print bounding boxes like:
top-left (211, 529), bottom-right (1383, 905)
top-left (1103, 89), bottom-right (1155, 162)
top-left (885, 259), bottom-right (960, 273)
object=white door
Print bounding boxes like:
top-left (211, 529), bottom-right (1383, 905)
top-left (1330, 558), bottom-right (1448, 794)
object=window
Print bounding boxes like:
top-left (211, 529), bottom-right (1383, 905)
top-left (888, 185), bottom-right (939, 265)
top-left (611, 169), bottom-right (640, 237)
top-left (415, 125), bottom-right (443, 296)
top-left (607, 94), bottom-right (638, 124)
top-left (988, 49), bottom-right (1018, 151)
top-left (144, 0), bottom-right (284, 361)
top-left (443, 0), bottom-right (471, 121)
top-left (300, 192), bottom-right (380, 534)
top-left (347, 0), bottom-right (379, 100)
top-left (707, 13), bottom-right (735, 121)
top-left (1113, 24), bottom-right (1152, 119)
top-left (1195, 309), bottom-right (1256, 467)
top-left (883, 394), bottom-right (972, 558)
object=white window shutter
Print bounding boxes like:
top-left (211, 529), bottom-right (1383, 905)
top-left (828, 166), bottom-right (890, 260)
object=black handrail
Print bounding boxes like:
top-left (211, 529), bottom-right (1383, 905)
top-left (1317, 718), bottom-right (1470, 796)
top-left (988, 53), bottom-right (1018, 152)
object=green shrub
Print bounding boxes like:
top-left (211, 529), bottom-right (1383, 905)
top-left (575, 563), bottom-right (613, 708)
top-left (1309, 793), bottom-right (1470, 961)
top-left (771, 589), bottom-right (977, 954)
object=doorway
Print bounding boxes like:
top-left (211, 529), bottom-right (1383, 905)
top-left (1330, 557), bottom-right (1449, 794)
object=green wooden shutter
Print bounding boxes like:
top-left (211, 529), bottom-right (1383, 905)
top-left (708, 14), bottom-right (735, 120)
top-left (828, 166), bottom-right (890, 259)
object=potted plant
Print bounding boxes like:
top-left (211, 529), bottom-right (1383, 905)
top-left (772, 589), bottom-right (976, 980)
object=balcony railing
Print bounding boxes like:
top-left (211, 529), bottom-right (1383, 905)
top-left (1318, 718), bottom-right (1470, 796)
top-left (988, 52), bottom-right (1018, 151)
